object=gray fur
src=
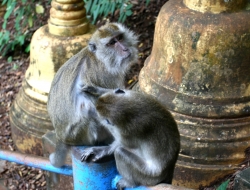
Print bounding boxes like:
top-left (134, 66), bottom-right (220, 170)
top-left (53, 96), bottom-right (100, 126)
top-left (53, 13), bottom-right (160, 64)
top-left (47, 23), bottom-right (138, 167)
top-left (81, 86), bottom-right (180, 189)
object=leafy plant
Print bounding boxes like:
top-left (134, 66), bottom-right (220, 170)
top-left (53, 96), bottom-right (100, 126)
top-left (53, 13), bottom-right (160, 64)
top-left (84, 0), bottom-right (151, 24)
top-left (216, 179), bottom-right (230, 190)
top-left (0, 0), bottom-right (151, 57)
top-left (0, 0), bottom-right (51, 57)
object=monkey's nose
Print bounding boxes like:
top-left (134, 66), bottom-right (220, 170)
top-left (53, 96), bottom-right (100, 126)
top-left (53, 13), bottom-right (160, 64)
top-left (115, 89), bottom-right (125, 94)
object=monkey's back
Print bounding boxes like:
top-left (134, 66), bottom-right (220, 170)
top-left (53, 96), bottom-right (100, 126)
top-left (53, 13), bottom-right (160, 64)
top-left (47, 48), bottom-right (112, 145)
top-left (97, 90), bottom-right (180, 164)
top-left (96, 90), bottom-right (180, 186)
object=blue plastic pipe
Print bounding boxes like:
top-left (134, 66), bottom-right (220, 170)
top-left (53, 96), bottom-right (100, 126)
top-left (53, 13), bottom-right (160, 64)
top-left (72, 146), bottom-right (118, 190)
top-left (0, 148), bottom-right (148, 189)
top-left (71, 146), bottom-right (150, 190)
top-left (0, 149), bottom-right (72, 175)
top-left (0, 148), bottom-right (186, 190)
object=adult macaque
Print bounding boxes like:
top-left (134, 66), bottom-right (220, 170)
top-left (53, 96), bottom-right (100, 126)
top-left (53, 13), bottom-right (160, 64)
top-left (47, 22), bottom-right (138, 167)
top-left (81, 86), bottom-right (180, 189)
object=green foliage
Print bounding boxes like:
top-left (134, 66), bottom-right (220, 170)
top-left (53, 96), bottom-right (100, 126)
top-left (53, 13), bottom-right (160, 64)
top-left (84, 0), bottom-right (150, 24)
top-left (145, 0), bottom-right (150, 6)
top-left (0, 0), bottom-right (51, 57)
top-left (216, 180), bottom-right (230, 190)
top-left (0, 0), bottom-right (150, 56)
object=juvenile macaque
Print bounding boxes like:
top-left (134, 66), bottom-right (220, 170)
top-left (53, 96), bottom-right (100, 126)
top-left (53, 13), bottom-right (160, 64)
top-left (81, 86), bottom-right (180, 189)
top-left (47, 22), bottom-right (138, 167)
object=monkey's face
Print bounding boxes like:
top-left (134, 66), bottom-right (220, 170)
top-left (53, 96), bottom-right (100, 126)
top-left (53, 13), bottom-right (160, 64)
top-left (96, 89), bottom-right (125, 118)
top-left (106, 33), bottom-right (131, 59)
top-left (88, 23), bottom-right (138, 73)
top-left (83, 86), bottom-right (136, 126)
top-left (95, 89), bottom-right (136, 126)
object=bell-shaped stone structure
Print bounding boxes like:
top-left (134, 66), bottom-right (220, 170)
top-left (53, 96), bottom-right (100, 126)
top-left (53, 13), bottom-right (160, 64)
top-left (137, 0), bottom-right (250, 188)
top-left (10, 0), bottom-right (94, 156)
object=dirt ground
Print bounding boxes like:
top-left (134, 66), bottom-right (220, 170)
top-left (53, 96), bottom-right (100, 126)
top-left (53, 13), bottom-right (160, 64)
top-left (0, 0), bottom-right (249, 189)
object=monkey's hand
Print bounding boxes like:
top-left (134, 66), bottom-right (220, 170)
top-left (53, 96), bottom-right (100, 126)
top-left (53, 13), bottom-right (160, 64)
top-left (81, 146), bottom-right (114, 163)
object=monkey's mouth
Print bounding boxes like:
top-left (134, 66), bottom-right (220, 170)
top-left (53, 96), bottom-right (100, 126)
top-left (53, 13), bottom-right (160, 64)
top-left (123, 52), bottom-right (131, 60)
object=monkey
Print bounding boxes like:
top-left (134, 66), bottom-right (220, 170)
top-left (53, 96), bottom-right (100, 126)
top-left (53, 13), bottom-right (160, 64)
top-left (47, 22), bottom-right (138, 167)
top-left (81, 86), bottom-right (180, 190)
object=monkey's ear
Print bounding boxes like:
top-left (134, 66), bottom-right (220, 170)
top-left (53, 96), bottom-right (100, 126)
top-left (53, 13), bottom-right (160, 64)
top-left (115, 89), bottom-right (125, 94)
top-left (82, 85), bottom-right (98, 95)
top-left (88, 43), bottom-right (96, 52)
top-left (82, 85), bottom-right (107, 97)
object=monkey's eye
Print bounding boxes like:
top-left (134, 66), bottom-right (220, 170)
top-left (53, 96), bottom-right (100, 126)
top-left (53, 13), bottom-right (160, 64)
top-left (88, 43), bottom-right (96, 52)
top-left (115, 89), bottom-right (125, 94)
top-left (106, 39), bottom-right (116, 46)
top-left (116, 34), bottom-right (123, 41)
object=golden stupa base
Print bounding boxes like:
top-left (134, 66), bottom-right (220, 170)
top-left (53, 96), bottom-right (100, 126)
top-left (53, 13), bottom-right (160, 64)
top-left (10, 24), bottom-right (95, 155)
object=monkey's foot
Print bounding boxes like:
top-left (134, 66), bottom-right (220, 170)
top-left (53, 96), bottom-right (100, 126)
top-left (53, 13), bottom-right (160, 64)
top-left (116, 178), bottom-right (136, 190)
top-left (81, 146), bottom-right (114, 163)
top-left (49, 153), bottom-right (64, 168)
